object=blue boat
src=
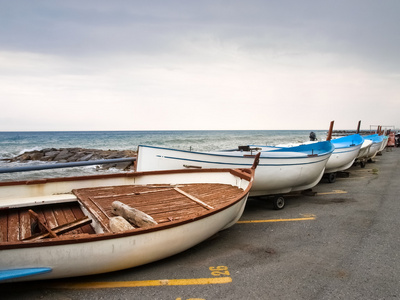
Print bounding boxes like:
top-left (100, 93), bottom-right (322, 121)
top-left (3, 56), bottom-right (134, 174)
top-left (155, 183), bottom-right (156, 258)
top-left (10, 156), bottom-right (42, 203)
top-left (325, 134), bottom-right (364, 174)
top-left (363, 134), bottom-right (384, 160)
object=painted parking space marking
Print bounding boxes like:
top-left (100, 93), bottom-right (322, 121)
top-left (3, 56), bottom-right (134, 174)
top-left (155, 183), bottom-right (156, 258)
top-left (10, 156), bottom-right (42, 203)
top-left (50, 276), bottom-right (232, 289)
top-left (237, 214), bottom-right (316, 223)
top-left (317, 189), bottom-right (347, 195)
top-left (51, 266), bottom-right (232, 289)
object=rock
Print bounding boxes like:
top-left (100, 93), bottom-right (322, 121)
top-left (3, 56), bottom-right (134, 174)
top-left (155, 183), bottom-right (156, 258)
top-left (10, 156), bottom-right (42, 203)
top-left (30, 151), bottom-right (44, 160)
top-left (54, 149), bottom-right (74, 161)
top-left (101, 161), bottom-right (134, 170)
top-left (42, 150), bottom-right (60, 161)
top-left (16, 153), bottom-right (33, 162)
top-left (67, 152), bottom-right (86, 162)
top-left (77, 153), bottom-right (94, 161)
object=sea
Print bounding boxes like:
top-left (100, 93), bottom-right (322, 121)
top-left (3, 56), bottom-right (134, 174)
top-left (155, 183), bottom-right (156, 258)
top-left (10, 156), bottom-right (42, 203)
top-left (0, 130), bottom-right (327, 182)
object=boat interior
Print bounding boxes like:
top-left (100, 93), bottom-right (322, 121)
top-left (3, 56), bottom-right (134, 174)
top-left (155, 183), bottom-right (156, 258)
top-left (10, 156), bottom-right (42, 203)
top-left (0, 183), bottom-right (243, 243)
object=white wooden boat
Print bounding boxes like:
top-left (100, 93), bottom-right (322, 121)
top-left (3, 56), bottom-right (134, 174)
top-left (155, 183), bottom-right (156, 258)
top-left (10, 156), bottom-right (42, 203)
top-left (378, 135), bottom-right (389, 152)
top-left (357, 139), bottom-right (373, 159)
top-left (136, 141), bottom-right (334, 208)
top-left (0, 166), bottom-right (255, 282)
top-left (364, 134), bottom-right (384, 160)
top-left (354, 139), bottom-right (373, 167)
top-left (324, 134), bottom-right (364, 174)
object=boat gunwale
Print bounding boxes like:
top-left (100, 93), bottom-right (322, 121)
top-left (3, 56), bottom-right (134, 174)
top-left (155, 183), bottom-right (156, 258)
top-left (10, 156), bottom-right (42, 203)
top-left (0, 168), bottom-right (253, 187)
top-left (330, 134), bottom-right (364, 150)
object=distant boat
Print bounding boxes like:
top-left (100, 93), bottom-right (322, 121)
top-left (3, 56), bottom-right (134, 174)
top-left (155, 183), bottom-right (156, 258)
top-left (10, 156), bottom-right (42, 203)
top-left (323, 134), bottom-right (364, 182)
top-left (0, 166), bottom-right (255, 282)
top-left (355, 139), bottom-right (373, 168)
top-left (363, 134), bottom-right (384, 160)
top-left (136, 141), bottom-right (334, 209)
top-left (378, 135), bottom-right (389, 152)
top-left (387, 132), bottom-right (396, 147)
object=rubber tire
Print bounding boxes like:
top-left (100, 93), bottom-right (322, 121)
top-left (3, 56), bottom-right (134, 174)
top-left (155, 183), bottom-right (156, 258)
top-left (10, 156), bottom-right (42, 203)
top-left (328, 172), bottom-right (336, 183)
top-left (360, 161), bottom-right (366, 168)
top-left (273, 196), bottom-right (285, 210)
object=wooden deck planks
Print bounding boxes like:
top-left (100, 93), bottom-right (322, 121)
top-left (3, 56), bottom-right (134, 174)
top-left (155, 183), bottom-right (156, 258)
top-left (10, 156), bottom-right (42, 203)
top-left (70, 204), bottom-right (95, 234)
top-left (7, 210), bottom-right (20, 242)
top-left (73, 183), bottom-right (243, 231)
top-left (0, 213), bottom-right (8, 243)
top-left (19, 210), bottom-right (31, 240)
top-left (61, 206), bottom-right (83, 235)
top-left (0, 202), bottom-right (95, 243)
top-left (42, 207), bottom-right (59, 232)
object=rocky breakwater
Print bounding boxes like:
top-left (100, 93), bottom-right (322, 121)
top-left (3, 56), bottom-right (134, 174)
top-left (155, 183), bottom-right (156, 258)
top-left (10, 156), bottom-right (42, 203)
top-left (4, 148), bottom-right (137, 170)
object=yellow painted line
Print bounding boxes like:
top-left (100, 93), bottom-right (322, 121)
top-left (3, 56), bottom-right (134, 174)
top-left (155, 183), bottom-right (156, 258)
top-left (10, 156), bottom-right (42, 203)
top-left (317, 189), bottom-right (347, 195)
top-left (237, 215), bottom-right (316, 223)
top-left (51, 277), bottom-right (232, 289)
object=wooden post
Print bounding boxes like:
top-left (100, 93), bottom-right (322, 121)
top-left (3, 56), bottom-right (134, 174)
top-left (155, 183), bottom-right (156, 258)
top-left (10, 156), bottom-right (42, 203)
top-left (251, 152), bottom-right (261, 170)
top-left (356, 120), bottom-right (361, 134)
top-left (326, 121), bottom-right (334, 141)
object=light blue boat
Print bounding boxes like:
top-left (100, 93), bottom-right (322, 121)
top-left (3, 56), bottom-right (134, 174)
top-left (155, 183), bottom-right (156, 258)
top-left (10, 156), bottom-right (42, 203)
top-left (324, 134), bottom-right (364, 181)
top-left (363, 134), bottom-right (384, 159)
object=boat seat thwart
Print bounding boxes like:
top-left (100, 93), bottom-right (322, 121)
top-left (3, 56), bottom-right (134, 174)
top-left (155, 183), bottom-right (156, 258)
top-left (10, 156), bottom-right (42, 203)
top-left (23, 210), bottom-right (92, 241)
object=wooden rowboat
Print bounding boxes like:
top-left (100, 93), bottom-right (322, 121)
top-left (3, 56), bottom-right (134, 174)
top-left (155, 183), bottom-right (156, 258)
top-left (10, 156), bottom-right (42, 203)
top-left (0, 165), bottom-right (256, 282)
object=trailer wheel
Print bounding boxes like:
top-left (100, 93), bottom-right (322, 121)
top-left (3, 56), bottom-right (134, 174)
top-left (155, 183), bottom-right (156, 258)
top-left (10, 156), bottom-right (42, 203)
top-left (273, 196), bottom-right (285, 210)
top-left (327, 172), bottom-right (336, 183)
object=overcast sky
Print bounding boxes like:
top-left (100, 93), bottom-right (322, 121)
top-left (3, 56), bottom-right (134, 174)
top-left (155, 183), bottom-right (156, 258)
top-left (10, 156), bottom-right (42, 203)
top-left (1, 1), bottom-right (399, 131)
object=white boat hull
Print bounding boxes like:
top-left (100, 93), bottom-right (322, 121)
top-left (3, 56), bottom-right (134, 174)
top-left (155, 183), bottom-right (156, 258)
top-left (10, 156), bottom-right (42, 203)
top-left (136, 145), bottom-right (333, 196)
top-left (356, 140), bottom-right (373, 159)
top-left (378, 136), bottom-right (388, 152)
top-left (366, 141), bottom-right (383, 159)
top-left (324, 144), bottom-right (362, 173)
